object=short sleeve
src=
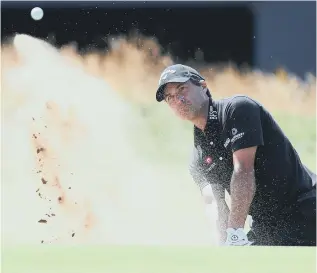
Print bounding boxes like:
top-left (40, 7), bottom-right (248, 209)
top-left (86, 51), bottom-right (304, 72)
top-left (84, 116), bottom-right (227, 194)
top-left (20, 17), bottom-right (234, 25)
top-left (223, 97), bottom-right (264, 152)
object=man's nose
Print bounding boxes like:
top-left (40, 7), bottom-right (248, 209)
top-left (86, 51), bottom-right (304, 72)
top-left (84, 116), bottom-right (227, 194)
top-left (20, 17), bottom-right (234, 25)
top-left (176, 95), bottom-right (185, 105)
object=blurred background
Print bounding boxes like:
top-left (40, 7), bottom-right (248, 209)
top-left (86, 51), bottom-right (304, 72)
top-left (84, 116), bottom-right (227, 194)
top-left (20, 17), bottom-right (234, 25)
top-left (2, 1), bottom-right (316, 78)
top-left (1, 2), bottom-right (316, 272)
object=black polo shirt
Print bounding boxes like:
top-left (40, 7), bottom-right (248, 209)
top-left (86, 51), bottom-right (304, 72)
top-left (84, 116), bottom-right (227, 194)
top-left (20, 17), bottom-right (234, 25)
top-left (191, 95), bottom-right (315, 223)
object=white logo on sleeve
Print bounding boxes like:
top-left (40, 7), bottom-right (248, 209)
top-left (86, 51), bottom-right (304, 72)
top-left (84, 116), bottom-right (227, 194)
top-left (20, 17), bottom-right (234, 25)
top-left (224, 138), bottom-right (230, 148)
top-left (224, 128), bottom-right (245, 147)
top-left (231, 130), bottom-right (245, 144)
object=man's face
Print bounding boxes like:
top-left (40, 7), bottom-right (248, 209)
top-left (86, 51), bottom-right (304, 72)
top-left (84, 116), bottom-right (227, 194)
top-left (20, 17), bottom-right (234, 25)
top-left (163, 80), bottom-right (207, 121)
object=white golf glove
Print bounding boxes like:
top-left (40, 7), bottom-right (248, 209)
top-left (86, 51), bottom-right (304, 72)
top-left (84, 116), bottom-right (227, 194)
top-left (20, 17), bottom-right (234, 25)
top-left (224, 228), bottom-right (253, 246)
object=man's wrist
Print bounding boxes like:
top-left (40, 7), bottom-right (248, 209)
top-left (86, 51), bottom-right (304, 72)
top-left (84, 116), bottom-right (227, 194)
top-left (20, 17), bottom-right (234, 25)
top-left (227, 212), bottom-right (246, 229)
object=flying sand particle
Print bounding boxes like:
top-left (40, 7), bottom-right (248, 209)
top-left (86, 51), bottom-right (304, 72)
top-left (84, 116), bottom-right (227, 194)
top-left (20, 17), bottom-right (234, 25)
top-left (41, 178), bottom-right (47, 184)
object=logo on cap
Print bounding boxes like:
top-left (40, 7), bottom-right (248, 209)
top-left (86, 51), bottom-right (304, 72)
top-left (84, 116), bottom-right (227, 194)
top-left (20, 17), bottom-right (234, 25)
top-left (159, 69), bottom-right (176, 82)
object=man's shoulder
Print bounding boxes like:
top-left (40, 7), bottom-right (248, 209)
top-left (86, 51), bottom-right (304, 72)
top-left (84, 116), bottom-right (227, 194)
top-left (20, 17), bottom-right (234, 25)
top-left (217, 95), bottom-right (262, 110)
top-left (215, 95), bottom-right (264, 123)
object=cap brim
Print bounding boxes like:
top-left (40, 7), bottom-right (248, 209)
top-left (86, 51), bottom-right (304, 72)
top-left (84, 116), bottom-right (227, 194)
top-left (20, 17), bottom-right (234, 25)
top-left (156, 76), bottom-right (190, 102)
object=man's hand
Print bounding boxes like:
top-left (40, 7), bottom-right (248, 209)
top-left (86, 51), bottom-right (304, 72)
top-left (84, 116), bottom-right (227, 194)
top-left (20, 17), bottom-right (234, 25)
top-left (224, 228), bottom-right (253, 246)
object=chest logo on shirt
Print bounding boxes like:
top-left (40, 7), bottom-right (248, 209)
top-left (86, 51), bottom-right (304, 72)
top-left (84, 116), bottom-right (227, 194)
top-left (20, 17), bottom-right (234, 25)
top-left (209, 106), bottom-right (218, 120)
top-left (205, 157), bottom-right (216, 172)
top-left (205, 156), bottom-right (213, 164)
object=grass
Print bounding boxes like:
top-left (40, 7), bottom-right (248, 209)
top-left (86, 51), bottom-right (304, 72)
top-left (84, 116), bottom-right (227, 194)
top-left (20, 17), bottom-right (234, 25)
top-left (2, 245), bottom-right (316, 273)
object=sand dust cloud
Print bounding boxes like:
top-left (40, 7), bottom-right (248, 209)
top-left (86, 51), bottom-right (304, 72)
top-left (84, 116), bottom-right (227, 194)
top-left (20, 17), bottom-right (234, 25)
top-left (1, 34), bottom-right (315, 246)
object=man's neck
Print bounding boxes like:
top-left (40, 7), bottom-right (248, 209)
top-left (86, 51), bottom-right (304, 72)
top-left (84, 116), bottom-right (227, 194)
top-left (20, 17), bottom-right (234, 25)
top-left (192, 100), bottom-right (210, 131)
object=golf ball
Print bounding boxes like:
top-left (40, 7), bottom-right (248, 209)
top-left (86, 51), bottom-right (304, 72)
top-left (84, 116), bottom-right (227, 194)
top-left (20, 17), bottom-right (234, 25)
top-left (31, 7), bottom-right (44, 21)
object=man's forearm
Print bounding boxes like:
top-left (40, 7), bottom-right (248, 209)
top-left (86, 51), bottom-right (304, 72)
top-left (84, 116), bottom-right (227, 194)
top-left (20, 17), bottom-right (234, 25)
top-left (227, 170), bottom-right (256, 228)
top-left (210, 184), bottom-right (230, 242)
top-left (217, 201), bottom-right (229, 228)
top-left (201, 184), bottom-right (229, 243)
top-left (216, 200), bottom-right (230, 243)
top-left (204, 199), bottom-right (229, 244)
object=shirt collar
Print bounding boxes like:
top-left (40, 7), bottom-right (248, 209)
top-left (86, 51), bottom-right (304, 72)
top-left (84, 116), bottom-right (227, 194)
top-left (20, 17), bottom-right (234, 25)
top-left (204, 99), bottom-right (221, 142)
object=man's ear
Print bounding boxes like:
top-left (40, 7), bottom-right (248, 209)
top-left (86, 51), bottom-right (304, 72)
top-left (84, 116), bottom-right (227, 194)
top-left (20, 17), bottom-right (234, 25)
top-left (200, 80), bottom-right (207, 88)
top-left (199, 80), bottom-right (211, 98)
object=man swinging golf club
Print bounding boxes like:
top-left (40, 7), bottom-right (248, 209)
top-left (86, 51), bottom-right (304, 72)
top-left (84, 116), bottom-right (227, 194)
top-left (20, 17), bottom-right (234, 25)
top-left (155, 64), bottom-right (316, 246)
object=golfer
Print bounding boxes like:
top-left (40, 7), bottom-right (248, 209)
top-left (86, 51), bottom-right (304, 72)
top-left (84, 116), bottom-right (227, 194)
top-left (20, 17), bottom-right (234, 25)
top-left (155, 64), bottom-right (316, 246)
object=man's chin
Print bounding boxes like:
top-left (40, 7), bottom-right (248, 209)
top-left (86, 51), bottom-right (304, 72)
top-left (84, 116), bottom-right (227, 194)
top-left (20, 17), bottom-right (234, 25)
top-left (173, 108), bottom-right (196, 121)
top-left (177, 112), bottom-right (195, 121)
